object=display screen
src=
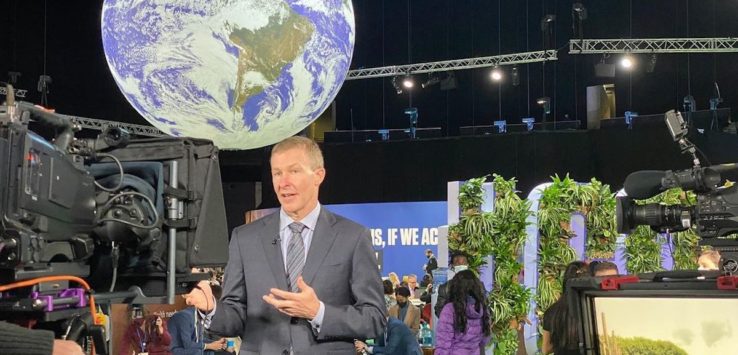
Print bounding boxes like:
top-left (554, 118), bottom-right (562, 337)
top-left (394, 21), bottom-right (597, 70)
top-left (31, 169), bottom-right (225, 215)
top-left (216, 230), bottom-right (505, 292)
top-left (593, 297), bottom-right (738, 354)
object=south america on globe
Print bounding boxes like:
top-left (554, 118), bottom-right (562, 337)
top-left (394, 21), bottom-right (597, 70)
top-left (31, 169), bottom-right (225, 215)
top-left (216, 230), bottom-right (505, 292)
top-left (102, 0), bottom-right (355, 150)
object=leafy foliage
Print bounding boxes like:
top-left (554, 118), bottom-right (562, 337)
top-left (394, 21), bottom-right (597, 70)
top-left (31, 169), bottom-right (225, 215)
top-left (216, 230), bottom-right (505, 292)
top-left (449, 175), bottom-right (532, 354)
top-left (535, 175), bottom-right (618, 313)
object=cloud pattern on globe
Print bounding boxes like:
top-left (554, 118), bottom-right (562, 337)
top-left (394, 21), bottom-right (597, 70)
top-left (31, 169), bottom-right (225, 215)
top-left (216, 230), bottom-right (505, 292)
top-left (101, 0), bottom-right (355, 150)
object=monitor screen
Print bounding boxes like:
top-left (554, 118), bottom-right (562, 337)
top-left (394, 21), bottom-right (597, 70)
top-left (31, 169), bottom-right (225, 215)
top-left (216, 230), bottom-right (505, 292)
top-left (592, 297), bottom-right (738, 355)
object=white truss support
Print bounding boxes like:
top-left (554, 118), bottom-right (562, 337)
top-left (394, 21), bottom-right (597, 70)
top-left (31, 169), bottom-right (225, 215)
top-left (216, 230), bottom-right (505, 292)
top-left (569, 38), bottom-right (738, 54)
top-left (0, 87), bottom-right (28, 98)
top-left (345, 50), bottom-right (558, 80)
top-left (65, 114), bottom-right (167, 138)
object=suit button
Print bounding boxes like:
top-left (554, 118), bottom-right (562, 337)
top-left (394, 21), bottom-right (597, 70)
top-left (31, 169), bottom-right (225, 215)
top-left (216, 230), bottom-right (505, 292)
top-left (290, 317), bottom-right (298, 324)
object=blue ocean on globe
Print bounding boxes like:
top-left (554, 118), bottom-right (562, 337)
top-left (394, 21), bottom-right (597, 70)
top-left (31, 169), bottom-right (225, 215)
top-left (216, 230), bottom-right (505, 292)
top-left (101, 0), bottom-right (355, 149)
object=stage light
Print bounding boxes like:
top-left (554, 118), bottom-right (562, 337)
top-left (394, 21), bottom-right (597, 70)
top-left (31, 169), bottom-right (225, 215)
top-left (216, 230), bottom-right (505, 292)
top-left (391, 76), bottom-right (403, 94)
top-left (646, 54), bottom-right (657, 73)
top-left (439, 72), bottom-right (458, 91)
top-left (421, 74), bottom-right (440, 89)
top-left (620, 55), bottom-right (634, 69)
top-left (572, 3), bottom-right (588, 20)
top-left (536, 96), bottom-right (551, 122)
top-left (402, 75), bottom-right (415, 89)
top-left (511, 66), bottom-right (520, 86)
top-left (490, 66), bottom-right (502, 82)
top-left (522, 117), bottom-right (535, 131)
top-left (494, 120), bottom-right (507, 133)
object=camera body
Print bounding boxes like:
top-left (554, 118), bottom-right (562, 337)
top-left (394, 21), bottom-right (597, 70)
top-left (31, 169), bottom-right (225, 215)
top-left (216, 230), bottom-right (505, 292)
top-left (0, 99), bottom-right (228, 303)
top-left (616, 165), bottom-right (738, 240)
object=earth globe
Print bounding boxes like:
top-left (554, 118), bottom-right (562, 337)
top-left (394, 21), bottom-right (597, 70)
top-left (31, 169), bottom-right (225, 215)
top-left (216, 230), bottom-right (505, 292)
top-left (101, 0), bottom-right (355, 150)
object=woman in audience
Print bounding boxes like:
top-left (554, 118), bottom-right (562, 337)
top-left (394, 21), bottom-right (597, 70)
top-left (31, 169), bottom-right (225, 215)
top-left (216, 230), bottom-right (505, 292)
top-left (383, 279), bottom-right (397, 310)
top-left (542, 261), bottom-right (590, 355)
top-left (388, 272), bottom-right (401, 289)
top-left (434, 270), bottom-right (491, 355)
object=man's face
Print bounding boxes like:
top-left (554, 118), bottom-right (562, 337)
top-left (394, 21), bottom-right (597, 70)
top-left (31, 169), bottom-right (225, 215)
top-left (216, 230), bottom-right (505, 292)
top-left (407, 277), bottom-right (417, 290)
top-left (271, 147), bottom-right (325, 220)
top-left (183, 280), bottom-right (211, 310)
top-left (396, 294), bottom-right (407, 304)
top-left (426, 250), bottom-right (432, 258)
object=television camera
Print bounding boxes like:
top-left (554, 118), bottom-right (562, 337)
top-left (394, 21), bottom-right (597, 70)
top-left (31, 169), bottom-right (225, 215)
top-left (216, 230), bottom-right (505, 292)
top-left (0, 85), bottom-right (229, 353)
top-left (616, 109), bottom-right (738, 270)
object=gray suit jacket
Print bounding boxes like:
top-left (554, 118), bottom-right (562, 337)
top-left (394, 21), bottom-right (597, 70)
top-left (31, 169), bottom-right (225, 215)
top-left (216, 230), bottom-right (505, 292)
top-left (209, 207), bottom-right (386, 355)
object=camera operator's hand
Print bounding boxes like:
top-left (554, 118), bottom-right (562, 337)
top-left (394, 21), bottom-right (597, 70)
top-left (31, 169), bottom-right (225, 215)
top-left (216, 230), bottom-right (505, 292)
top-left (53, 340), bottom-right (84, 355)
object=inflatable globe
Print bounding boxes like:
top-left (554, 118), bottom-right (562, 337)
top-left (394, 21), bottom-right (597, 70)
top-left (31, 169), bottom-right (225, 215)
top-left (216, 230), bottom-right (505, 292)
top-left (101, 0), bottom-right (355, 150)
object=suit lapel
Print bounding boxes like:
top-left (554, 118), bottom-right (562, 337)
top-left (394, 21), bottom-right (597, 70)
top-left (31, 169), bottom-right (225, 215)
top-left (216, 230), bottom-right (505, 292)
top-left (301, 208), bottom-right (338, 285)
top-left (260, 214), bottom-right (289, 290)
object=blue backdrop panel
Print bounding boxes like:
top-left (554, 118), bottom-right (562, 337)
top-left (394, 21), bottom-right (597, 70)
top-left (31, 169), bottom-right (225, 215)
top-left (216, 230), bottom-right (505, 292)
top-left (326, 201), bottom-right (446, 278)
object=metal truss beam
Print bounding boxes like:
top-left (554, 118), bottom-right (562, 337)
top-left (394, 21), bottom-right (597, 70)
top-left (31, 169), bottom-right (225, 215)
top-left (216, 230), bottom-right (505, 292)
top-left (569, 38), bottom-right (738, 54)
top-left (0, 86), bottom-right (28, 98)
top-left (65, 114), bottom-right (167, 138)
top-left (345, 50), bottom-right (557, 80)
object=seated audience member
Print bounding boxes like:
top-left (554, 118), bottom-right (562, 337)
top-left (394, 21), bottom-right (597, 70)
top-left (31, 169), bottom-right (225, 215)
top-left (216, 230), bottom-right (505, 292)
top-left (542, 261), bottom-right (590, 355)
top-left (388, 272), bottom-right (401, 289)
top-left (406, 274), bottom-right (421, 299)
top-left (388, 287), bottom-right (421, 336)
top-left (354, 316), bottom-right (422, 355)
top-left (434, 270), bottom-right (491, 355)
top-left (698, 249), bottom-right (721, 271)
top-left (384, 279), bottom-right (397, 310)
top-left (589, 260), bottom-right (619, 277)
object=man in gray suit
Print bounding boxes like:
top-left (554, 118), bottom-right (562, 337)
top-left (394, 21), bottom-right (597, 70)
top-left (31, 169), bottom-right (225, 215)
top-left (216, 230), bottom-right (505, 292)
top-left (197, 136), bottom-right (386, 355)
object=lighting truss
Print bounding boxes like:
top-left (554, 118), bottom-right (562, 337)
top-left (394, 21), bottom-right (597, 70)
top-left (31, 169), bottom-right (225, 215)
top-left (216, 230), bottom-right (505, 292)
top-left (0, 86), bottom-right (27, 98)
top-left (345, 50), bottom-right (558, 80)
top-left (65, 114), bottom-right (167, 137)
top-left (569, 37), bottom-right (738, 54)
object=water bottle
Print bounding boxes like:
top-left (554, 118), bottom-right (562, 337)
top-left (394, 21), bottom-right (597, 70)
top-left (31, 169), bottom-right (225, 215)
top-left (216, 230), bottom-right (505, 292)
top-left (420, 322), bottom-right (432, 347)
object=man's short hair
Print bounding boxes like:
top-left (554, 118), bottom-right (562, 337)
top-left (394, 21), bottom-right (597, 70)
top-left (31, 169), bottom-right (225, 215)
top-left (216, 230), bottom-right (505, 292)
top-left (406, 274), bottom-right (417, 282)
top-left (425, 249), bottom-right (433, 254)
top-left (395, 286), bottom-right (411, 297)
top-left (271, 136), bottom-right (324, 169)
top-left (590, 261), bottom-right (618, 275)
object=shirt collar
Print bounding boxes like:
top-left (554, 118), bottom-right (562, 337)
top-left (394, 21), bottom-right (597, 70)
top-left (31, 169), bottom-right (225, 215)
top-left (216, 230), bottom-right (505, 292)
top-left (279, 203), bottom-right (321, 232)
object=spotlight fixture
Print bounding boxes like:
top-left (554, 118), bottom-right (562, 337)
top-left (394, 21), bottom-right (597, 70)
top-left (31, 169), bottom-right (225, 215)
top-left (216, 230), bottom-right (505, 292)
top-left (439, 72), bottom-right (458, 91)
top-left (536, 96), bottom-right (551, 122)
top-left (511, 66), bottom-right (520, 86)
top-left (421, 74), bottom-right (440, 89)
top-left (620, 54), bottom-right (634, 69)
top-left (646, 54), bottom-right (657, 73)
top-left (402, 75), bottom-right (415, 89)
top-left (391, 76), bottom-right (403, 94)
top-left (490, 66), bottom-right (503, 82)
top-left (572, 3), bottom-right (587, 20)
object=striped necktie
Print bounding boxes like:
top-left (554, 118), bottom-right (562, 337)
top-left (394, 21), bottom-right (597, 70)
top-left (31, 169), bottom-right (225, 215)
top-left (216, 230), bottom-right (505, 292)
top-left (286, 222), bottom-right (307, 292)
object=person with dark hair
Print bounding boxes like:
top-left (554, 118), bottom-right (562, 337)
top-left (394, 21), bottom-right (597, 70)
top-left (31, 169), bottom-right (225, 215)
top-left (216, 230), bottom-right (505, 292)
top-left (383, 279), bottom-right (397, 310)
top-left (144, 315), bottom-right (172, 355)
top-left (434, 252), bottom-right (469, 318)
top-left (354, 316), bottom-right (422, 355)
top-left (169, 280), bottom-right (227, 354)
top-left (424, 249), bottom-right (438, 274)
top-left (542, 261), bottom-right (590, 355)
top-left (388, 286), bottom-right (420, 336)
top-left (434, 270), bottom-right (491, 355)
top-left (589, 260), bottom-right (619, 277)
